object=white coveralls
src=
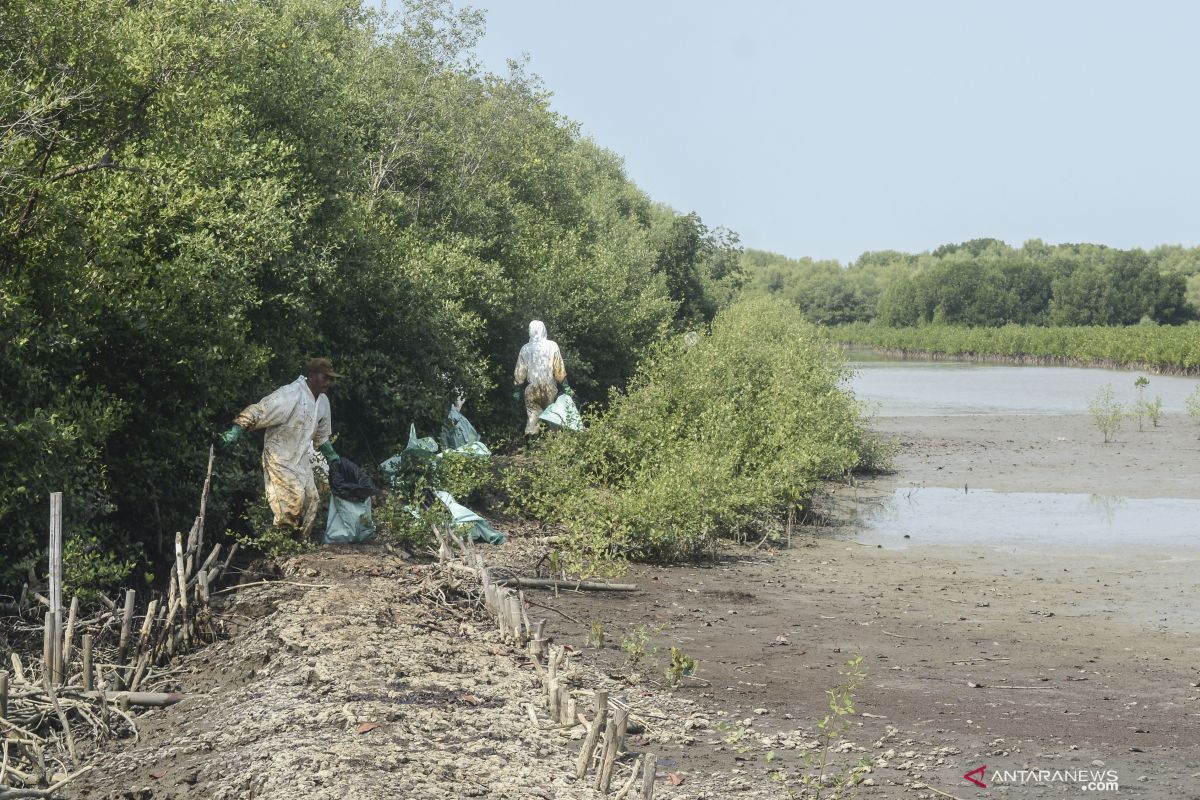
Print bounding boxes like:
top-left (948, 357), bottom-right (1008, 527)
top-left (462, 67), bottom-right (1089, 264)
top-left (233, 376), bottom-right (332, 536)
top-left (514, 320), bottom-right (567, 435)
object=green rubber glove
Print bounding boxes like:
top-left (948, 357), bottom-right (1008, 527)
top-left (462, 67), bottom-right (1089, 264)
top-left (512, 388), bottom-right (522, 402)
top-left (561, 380), bottom-right (575, 397)
top-left (318, 441), bottom-right (340, 462)
top-left (219, 425), bottom-right (244, 448)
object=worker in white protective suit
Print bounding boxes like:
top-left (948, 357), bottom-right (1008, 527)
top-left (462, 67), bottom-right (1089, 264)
top-left (219, 358), bottom-right (342, 537)
top-left (513, 320), bottom-right (570, 435)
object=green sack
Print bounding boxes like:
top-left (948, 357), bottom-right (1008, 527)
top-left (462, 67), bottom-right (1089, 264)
top-left (380, 423), bottom-right (441, 488)
top-left (434, 490), bottom-right (505, 545)
top-left (405, 422), bottom-right (440, 460)
top-left (323, 495), bottom-right (375, 543)
top-left (439, 440), bottom-right (492, 459)
top-left (539, 393), bottom-right (583, 431)
top-left (440, 404), bottom-right (481, 450)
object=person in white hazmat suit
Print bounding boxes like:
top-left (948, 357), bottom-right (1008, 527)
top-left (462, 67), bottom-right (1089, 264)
top-left (513, 320), bottom-right (571, 435)
top-left (219, 358), bottom-right (342, 537)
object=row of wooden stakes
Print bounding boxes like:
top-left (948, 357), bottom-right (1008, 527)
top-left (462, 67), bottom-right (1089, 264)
top-left (437, 527), bottom-right (656, 799)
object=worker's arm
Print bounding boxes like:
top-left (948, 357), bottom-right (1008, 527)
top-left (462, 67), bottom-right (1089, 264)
top-left (513, 349), bottom-right (528, 386)
top-left (551, 348), bottom-right (567, 383)
top-left (233, 383), bottom-right (295, 431)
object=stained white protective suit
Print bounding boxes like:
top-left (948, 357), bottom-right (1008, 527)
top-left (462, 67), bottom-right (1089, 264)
top-left (233, 376), bottom-right (332, 536)
top-left (514, 320), bottom-right (567, 435)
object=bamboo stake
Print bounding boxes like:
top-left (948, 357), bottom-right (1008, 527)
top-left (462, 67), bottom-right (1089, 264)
top-left (174, 532), bottom-right (190, 649)
top-left (41, 612), bottom-right (53, 683)
top-left (641, 753), bottom-right (656, 799)
top-left (128, 652), bottom-right (150, 693)
top-left (9, 654), bottom-right (25, 685)
top-left (114, 590), bottom-right (135, 691)
top-left (41, 673), bottom-right (76, 766)
top-left (613, 756), bottom-right (643, 800)
top-left (596, 707), bottom-right (629, 794)
top-left (188, 544), bottom-right (222, 590)
top-left (575, 690), bottom-right (608, 778)
top-left (197, 444), bottom-right (214, 554)
top-left (61, 597), bottom-right (78, 685)
top-left (81, 635), bottom-right (93, 692)
top-left (48, 493), bottom-right (63, 685)
top-left (517, 590), bottom-right (532, 636)
top-left (213, 542), bottom-right (238, 585)
top-left (137, 599), bottom-right (158, 652)
top-left (529, 619), bottom-right (547, 661)
top-left (563, 691), bottom-right (577, 727)
top-left (183, 517), bottom-right (200, 580)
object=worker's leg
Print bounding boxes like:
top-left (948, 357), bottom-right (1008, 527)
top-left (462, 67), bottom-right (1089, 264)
top-left (524, 383), bottom-right (558, 435)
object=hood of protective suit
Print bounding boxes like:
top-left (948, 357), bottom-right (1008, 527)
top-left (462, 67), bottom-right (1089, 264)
top-left (528, 320), bottom-right (547, 344)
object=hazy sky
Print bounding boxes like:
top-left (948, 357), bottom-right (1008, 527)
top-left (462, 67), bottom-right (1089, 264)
top-left (466, 1), bottom-right (1200, 263)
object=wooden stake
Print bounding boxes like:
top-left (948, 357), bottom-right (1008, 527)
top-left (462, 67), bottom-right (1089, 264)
top-left (81, 634), bottom-right (93, 692)
top-left (0, 670), bottom-right (8, 720)
top-left (575, 690), bottom-right (608, 778)
top-left (641, 752), bottom-right (656, 799)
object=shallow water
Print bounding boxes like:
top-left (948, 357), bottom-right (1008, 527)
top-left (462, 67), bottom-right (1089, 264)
top-left (854, 487), bottom-right (1200, 559)
top-left (845, 354), bottom-right (1200, 416)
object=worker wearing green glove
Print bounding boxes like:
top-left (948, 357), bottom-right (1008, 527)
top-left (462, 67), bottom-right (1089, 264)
top-left (218, 425), bottom-right (244, 447)
top-left (224, 357), bottom-right (342, 538)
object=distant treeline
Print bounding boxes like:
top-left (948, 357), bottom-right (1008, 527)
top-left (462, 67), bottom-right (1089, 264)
top-left (742, 238), bottom-right (1200, 327)
top-left (0, 0), bottom-right (742, 589)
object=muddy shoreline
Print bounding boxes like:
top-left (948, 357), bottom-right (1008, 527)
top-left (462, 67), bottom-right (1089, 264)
top-left (539, 412), bottom-right (1200, 798)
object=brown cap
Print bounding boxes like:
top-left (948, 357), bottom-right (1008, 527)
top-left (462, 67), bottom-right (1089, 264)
top-left (304, 357), bottom-right (342, 379)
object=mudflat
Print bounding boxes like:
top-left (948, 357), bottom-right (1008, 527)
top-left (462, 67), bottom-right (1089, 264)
top-left (539, 411), bottom-right (1200, 798)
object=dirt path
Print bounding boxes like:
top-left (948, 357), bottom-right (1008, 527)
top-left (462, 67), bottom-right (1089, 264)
top-left (64, 412), bottom-right (1200, 799)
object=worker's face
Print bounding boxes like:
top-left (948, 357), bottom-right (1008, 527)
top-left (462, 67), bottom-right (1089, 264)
top-left (307, 372), bottom-right (333, 397)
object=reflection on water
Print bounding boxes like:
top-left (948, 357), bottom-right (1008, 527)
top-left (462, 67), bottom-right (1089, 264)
top-left (856, 487), bottom-right (1198, 557)
top-left (1087, 493), bottom-right (1125, 525)
top-left (845, 356), bottom-right (1200, 416)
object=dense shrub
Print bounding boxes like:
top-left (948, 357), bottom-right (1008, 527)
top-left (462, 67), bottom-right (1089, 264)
top-left (508, 297), bottom-right (869, 572)
top-left (0, 0), bottom-right (737, 592)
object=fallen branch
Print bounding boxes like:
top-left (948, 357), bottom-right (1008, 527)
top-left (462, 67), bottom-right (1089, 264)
top-left (211, 580), bottom-right (333, 596)
top-left (0, 764), bottom-right (95, 799)
top-left (493, 577), bottom-right (637, 592)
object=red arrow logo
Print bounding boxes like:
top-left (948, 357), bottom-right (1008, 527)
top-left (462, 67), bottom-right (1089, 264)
top-left (963, 765), bottom-right (987, 788)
